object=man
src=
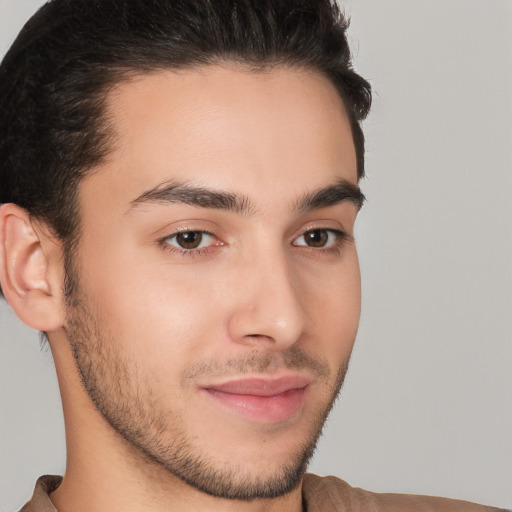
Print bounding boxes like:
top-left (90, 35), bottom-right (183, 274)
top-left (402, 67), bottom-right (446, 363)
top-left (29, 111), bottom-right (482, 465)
top-left (0, 1), bottom-right (508, 511)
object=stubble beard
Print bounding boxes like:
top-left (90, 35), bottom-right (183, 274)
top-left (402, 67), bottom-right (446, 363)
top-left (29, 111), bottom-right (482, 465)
top-left (64, 278), bottom-right (351, 501)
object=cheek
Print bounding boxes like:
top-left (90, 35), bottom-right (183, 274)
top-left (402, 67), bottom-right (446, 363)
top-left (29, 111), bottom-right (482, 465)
top-left (303, 250), bottom-right (361, 355)
top-left (306, 247), bottom-right (360, 310)
top-left (77, 242), bottom-right (224, 366)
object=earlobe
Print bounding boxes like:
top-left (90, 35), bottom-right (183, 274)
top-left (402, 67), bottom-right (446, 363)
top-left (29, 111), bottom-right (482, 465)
top-left (0, 204), bottom-right (65, 332)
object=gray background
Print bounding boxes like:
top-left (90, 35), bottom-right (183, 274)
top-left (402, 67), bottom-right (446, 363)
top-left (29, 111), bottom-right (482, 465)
top-left (0, 0), bottom-right (511, 510)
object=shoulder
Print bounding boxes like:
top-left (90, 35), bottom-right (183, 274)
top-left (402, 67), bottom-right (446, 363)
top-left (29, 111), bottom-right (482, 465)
top-left (18, 475), bottom-right (61, 512)
top-left (302, 474), bottom-right (509, 512)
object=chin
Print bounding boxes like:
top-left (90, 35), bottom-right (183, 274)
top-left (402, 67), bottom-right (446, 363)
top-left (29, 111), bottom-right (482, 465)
top-left (169, 444), bottom-right (313, 501)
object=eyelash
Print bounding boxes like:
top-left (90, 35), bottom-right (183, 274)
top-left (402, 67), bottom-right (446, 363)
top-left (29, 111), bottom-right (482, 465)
top-left (293, 228), bottom-right (348, 256)
top-left (159, 227), bottom-right (349, 257)
top-left (159, 229), bottom-right (219, 258)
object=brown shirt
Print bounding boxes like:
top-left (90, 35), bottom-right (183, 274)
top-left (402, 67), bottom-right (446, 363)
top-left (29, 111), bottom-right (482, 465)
top-left (20, 474), bottom-right (509, 512)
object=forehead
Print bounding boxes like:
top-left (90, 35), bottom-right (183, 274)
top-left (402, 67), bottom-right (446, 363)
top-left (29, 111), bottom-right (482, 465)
top-left (82, 64), bottom-right (357, 211)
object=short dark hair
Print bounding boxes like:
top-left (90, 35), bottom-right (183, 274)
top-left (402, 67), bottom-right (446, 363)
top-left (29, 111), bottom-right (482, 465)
top-left (0, 0), bottom-right (371, 296)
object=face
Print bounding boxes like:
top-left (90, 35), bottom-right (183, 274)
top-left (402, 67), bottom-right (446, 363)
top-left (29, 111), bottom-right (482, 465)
top-left (64, 65), bottom-right (362, 500)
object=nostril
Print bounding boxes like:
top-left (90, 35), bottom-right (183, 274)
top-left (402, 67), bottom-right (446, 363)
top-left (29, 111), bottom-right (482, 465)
top-left (245, 334), bottom-right (276, 343)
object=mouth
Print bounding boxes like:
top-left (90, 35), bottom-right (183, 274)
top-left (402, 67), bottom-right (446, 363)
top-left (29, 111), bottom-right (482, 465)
top-left (201, 375), bottom-right (312, 424)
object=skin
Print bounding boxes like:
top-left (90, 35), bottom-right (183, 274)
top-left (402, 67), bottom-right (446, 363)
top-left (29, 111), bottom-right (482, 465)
top-left (0, 65), bottom-right (361, 512)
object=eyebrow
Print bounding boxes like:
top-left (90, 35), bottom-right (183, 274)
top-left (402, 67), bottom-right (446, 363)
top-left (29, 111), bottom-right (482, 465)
top-left (127, 178), bottom-right (364, 215)
top-left (294, 178), bottom-right (365, 212)
top-left (128, 181), bottom-right (254, 215)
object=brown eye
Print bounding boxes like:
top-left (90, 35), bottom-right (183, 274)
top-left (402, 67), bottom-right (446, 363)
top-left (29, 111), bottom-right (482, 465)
top-left (164, 230), bottom-right (216, 251)
top-left (293, 228), bottom-right (343, 249)
top-left (303, 229), bottom-right (329, 247)
top-left (175, 231), bottom-right (203, 249)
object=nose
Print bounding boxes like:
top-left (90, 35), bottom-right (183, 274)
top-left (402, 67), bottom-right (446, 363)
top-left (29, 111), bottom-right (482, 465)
top-left (227, 248), bottom-right (306, 351)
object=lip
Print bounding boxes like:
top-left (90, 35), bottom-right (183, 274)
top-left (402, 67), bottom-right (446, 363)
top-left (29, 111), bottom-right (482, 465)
top-left (202, 375), bottom-right (312, 424)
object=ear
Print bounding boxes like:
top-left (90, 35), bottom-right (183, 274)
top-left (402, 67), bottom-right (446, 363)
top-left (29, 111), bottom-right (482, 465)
top-left (0, 204), bottom-right (65, 331)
